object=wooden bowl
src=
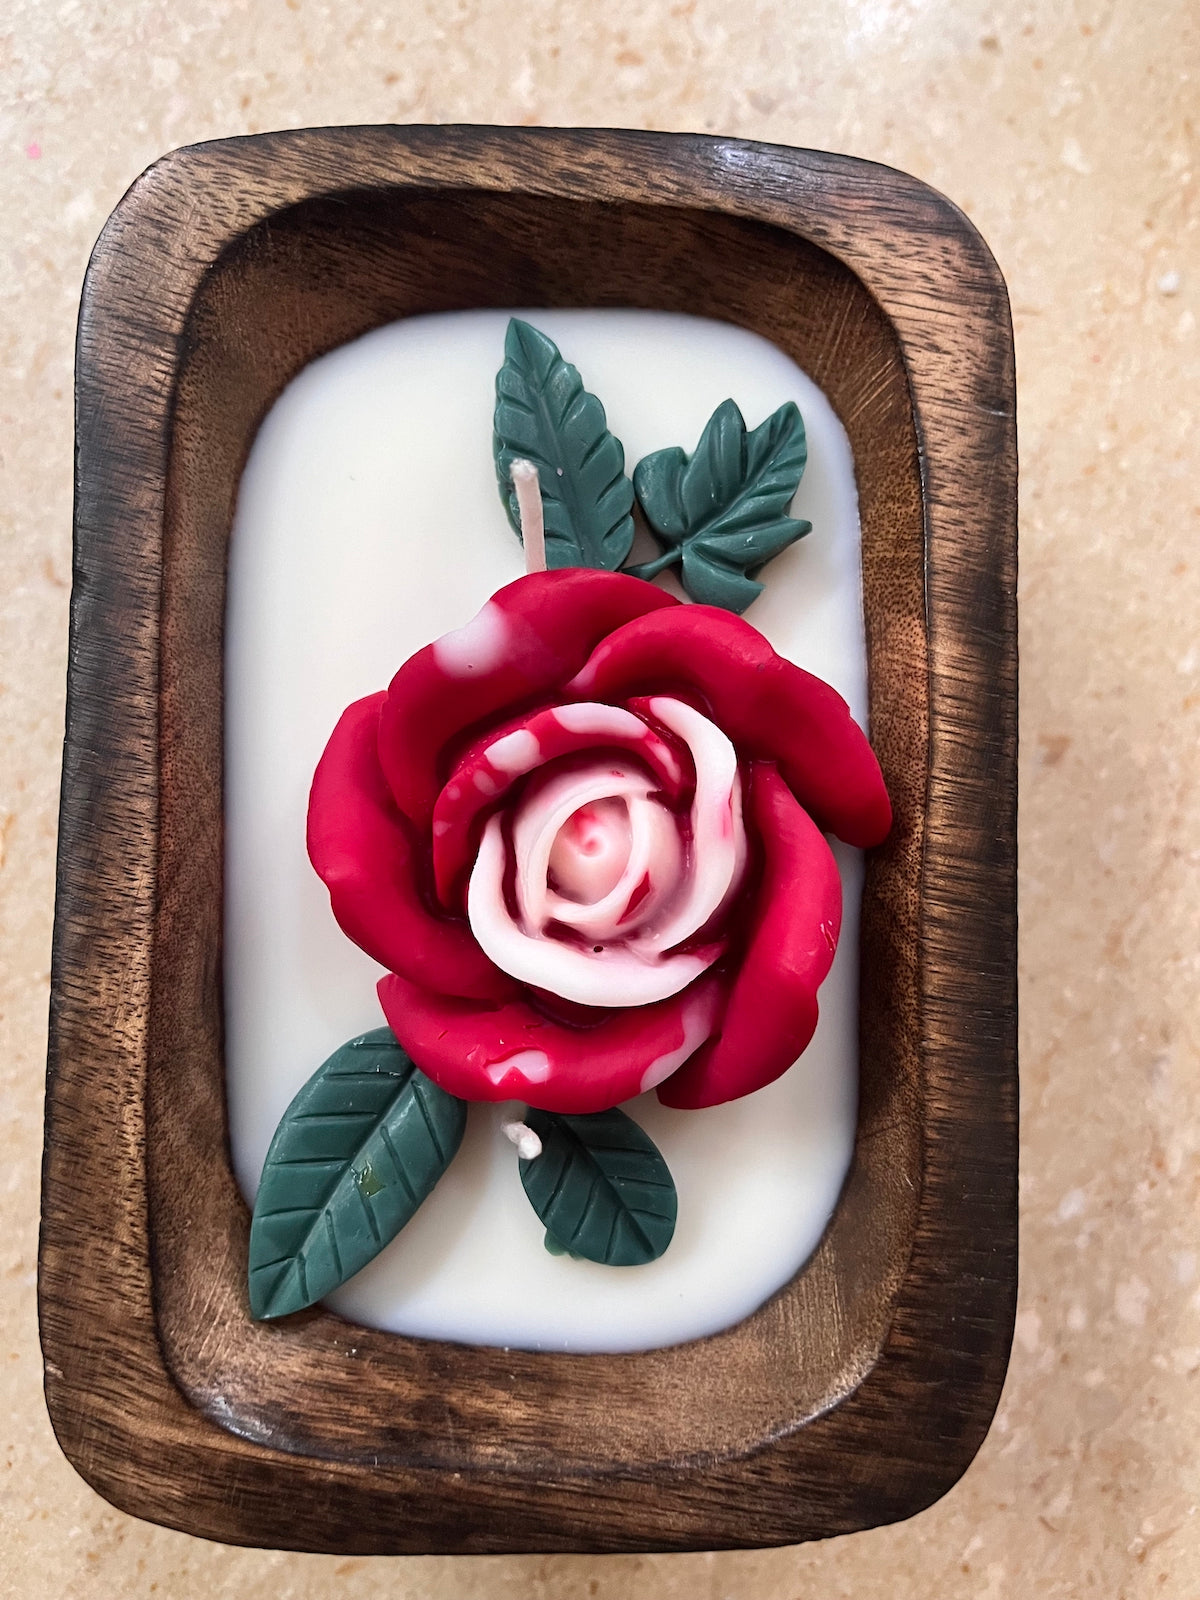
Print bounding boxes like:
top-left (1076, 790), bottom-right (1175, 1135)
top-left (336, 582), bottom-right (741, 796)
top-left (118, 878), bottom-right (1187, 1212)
top-left (40, 126), bottom-right (1017, 1554)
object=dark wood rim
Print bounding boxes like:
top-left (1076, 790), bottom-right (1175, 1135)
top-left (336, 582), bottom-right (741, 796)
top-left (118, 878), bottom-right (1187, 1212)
top-left (41, 126), bottom-right (1017, 1554)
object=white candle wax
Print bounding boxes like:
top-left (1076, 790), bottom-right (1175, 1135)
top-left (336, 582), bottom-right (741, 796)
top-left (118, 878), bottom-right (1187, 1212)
top-left (226, 308), bottom-right (867, 1353)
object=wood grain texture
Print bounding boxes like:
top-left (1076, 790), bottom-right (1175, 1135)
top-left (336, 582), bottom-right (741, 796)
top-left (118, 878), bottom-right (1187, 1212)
top-left (40, 126), bottom-right (1017, 1554)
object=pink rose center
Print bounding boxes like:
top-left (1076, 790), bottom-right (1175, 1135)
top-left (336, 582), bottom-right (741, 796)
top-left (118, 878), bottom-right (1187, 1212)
top-left (464, 696), bottom-right (747, 1010)
top-left (549, 799), bottom-right (633, 904)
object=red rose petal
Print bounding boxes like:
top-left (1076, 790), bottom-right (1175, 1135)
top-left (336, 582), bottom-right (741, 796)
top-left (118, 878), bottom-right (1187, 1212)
top-left (307, 693), bottom-right (515, 1002)
top-left (378, 570), bottom-right (679, 829)
top-left (431, 700), bottom-right (692, 909)
top-left (378, 970), bottom-right (723, 1114)
top-left (657, 764), bottom-right (842, 1110)
top-left (568, 604), bottom-right (891, 848)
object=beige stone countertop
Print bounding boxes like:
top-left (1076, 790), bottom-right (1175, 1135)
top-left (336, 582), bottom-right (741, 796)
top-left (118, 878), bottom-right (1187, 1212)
top-left (3, 1), bottom-right (1198, 1595)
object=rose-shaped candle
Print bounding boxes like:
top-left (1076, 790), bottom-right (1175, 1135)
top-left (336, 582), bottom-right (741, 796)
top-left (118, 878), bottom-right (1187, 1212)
top-left (307, 568), bottom-right (890, 1116)
top-left (243, 313), bottom-right (894, 1319)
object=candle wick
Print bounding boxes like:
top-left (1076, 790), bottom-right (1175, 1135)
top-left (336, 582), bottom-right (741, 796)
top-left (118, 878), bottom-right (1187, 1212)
top-left (501, 1119), bottom-right (543, 1161)
top-left (510, 459), bottom-right (547, 575)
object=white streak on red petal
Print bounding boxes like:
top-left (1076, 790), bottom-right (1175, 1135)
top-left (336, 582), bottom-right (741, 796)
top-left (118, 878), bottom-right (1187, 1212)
top-left (551, 703), bottom-right (682, 788)
top-left (552, 702), bottom-right (623, 733)
top-left (485, 727), bottom-right (540, 773)
top-left (638, 982), bottom-right (722, 1093)
top-left (484, 1048), bottom-right (553, 1088)
top-left (430, 598), bottom-right (510, 676)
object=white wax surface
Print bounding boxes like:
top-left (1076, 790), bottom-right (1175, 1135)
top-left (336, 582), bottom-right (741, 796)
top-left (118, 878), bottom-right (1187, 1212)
top-left (225, 309), bottom-right (867, 1353)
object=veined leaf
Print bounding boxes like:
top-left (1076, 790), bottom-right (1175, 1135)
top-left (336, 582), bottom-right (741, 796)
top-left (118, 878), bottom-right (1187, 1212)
top-left (628, 398), bottom-right (811, 613)
top-left (248, 1027), bottom-right (467, 1319)
top-left (493, 318), bottom-right (635, 571)
top-left (519, 1106), bottom-right (677, 1266)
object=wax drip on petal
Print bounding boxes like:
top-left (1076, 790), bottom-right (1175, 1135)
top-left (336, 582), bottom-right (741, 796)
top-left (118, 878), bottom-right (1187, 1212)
top-left (378, 971), bottom-right (723, 1114)
top-left (377, 569), bottom-right (678, 829)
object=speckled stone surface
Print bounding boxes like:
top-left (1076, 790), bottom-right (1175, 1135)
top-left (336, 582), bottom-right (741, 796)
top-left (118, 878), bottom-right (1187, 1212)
top-left (2, 1), bottom-right (1198, 1594)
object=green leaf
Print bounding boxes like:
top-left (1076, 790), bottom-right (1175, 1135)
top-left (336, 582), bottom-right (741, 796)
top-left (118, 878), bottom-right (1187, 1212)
top-left (493, 318), bottom-right (635, 571)
top-left (248, 1027), bottom-right (467, 1319)
top-left (628, 398), bottom-right (811, 613)
top-left (519, 1106), bottom-right (677, 1266)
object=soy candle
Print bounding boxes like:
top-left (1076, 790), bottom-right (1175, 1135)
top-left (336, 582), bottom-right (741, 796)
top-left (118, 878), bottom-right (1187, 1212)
top-left (226, 308), bottom-right (867, 1353)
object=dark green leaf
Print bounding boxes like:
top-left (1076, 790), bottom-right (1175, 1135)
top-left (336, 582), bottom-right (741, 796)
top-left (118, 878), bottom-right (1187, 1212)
top-left (248, 1027), bottom-right (467, 1319)
top-left (519, 1107), bottom-right (677, 1266)
top-left (628, 398), bottom-right (811, 613)
top-left (493, 318), bottom-right (635, 571)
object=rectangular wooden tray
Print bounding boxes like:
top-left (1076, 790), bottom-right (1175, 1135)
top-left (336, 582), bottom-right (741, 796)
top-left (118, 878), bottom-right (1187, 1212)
top-left (40, 125), bottom-right (1017, 1554)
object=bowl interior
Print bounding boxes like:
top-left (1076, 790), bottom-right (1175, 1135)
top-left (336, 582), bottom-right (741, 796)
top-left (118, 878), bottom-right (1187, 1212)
top-left (148, 185), bottom-right (927, 1472)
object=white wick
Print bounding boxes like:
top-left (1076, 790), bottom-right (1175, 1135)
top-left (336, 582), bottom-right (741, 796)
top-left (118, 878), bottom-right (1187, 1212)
top-left (510, 458), bottom-right (547, 575)
top-left (501, 1119), bottom-right (543, 1160)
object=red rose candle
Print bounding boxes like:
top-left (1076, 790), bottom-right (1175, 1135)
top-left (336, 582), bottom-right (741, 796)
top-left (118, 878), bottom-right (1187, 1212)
top-left (308, 570), bottom-right (887, 1113)
top-left (227, 308), bottom-right (885, 1350)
